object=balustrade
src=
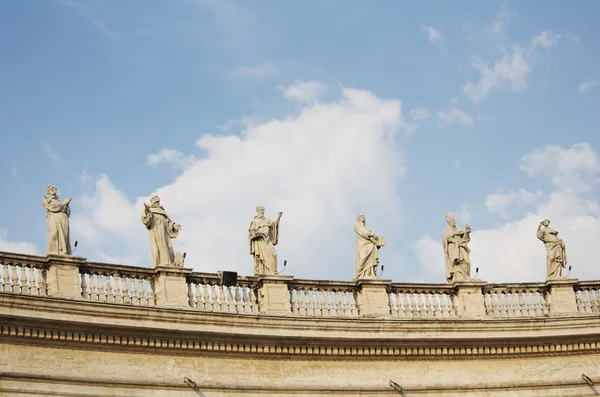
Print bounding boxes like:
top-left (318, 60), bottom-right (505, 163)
top-left (575, 281), bottom-right (600, 313)
top-left (1, 252), bottom-right (600, 320)
top-left (79, 263), bottom-right (156, 306)
top-left (483, 284), bottom-right (549, 318)
top-left (187, 273), bottom-right (259, 314)
top-left (288, 280), bottom-right (359, 317)
top-left (0, 254), bottom-right (47, 296)
top-left (388, 284), bottom-right (457, 318)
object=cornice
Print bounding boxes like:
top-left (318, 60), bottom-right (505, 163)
top-left (2, 293), bottom-right (600, 359)
top-left (2, 320), bottom-right (600, 359)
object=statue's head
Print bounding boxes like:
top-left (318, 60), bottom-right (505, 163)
top-left (256, 206), bottom-right (265, 217)
top-left (150, 196), bottom-right (160, 206)
top-left (357, 214), bottom-right (366, 223)
top-left (541, 219), bottom-right (550, 226)
top-left (45, 185), bottom-right (57, 198)
top-left (445, 212), bottom-right (456, 227)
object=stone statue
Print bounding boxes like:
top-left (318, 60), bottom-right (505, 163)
top-left (141, 196), bottom-right (182, 267)
top-left (354, 214), bottom-right (386, 279)
top-left (42, 185), bottom-right (72, 255)
top-left (537, 219), bottom-right (567, 280)
top-left (442, 213), bottom-right (471, 282)
top-left (249, 206), bottom-right (282, 276)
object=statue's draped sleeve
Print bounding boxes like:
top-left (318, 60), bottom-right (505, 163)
top-left (270, 217), bottom-right (280, 246)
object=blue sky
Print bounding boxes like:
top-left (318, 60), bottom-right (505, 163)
top-left (1, 0), bottom-right (599, 283)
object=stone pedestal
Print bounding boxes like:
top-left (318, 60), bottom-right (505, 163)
top-left (154, 266), bottom-right (193, 308)
top-left (453, 280), bottom-right (487, 319)
top-left (355, 279), bottom-right (392, 318)
top-left (45, 255), bottom-right (87, 299)
top-left (257, 275), bottom-right (294, 316)
top-left (546, 278), bottom-right (578, 316)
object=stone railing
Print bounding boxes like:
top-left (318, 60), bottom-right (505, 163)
top-left (574, 280), bottom-right (600, 313)
top-left (79, 262), bottom-right (156, 306)
top-left (388, 283), bottom-right (458, 318)
top-left (288, 279), bottom-right (360, 317)
top-left (0, 251), bottom-right (598, 321)
top-left (187, 272), bottom-right (259, 314)
top-left (483, 283), bottom-right (550, 318)
top-left (0, 252), bottom-right (47, 296)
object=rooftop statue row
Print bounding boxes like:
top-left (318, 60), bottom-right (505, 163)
top-left (42, 185), bottom-right (569, 282)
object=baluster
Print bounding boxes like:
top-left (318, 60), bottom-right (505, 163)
top-left (575, 290), bottom-right (583, 312)
top-left (289, 288), bottom-right (298, 314)
top-left (335, 290), bottom-right (346, 317)
top-left (341, 291), bottom-right (350, 316)
top-left (195, 283), bottom-right (204, 310)
top-left (10, 263), bottom-right (17, 293)
top-left (496, 292), bottom-right (505, 317)
top-left (209, 283), bottom-right (218, 311)
top-left (233, 285), bottom-right (242, 313)
top-left (401, 291), bottom-right (408, 317)
top-left (199, 282), bottom-right (207, 310)
top-left (88, 273), bottom-right (96, 301)
top-left (242, 285), bottom-right (250, 313)
top-left (129, 277), bottom-right (138, 305)
top-left (81, 272), bottom-right (89, 299)
top-left (388, 292), bottom-right (397, 317)
top-left (517, 290), bottom-right (526, 316)
top-left (27, 266), bottom-right (36, 295)
top-left (433, 293), bottom-right (443, 318)
top-left (527, 290), bottom-right (536, 316)
top-left (409, 292), bottom-right (419, 318)
top-left (18, 265), bottom-right (26, 294)
top-left (148, 278), bottom-right (157, 306)
top-left (226, 286), bottom-right (235, 312)
top-left (115, 274), bottom-right (124, 304)
top-left (325, 290), bottom-right (333, 316)
top-left (187, 282), bottom-right (195, 308)
top-left (592, 289), bottom-right (600, 312)
top-left (1, 261), bottom-right (7, 292)
top-left (121, 276), bottom-right (129, 304)
top-left (585, 289), bottom-right (594, 313)
top-left (306, 289), bottom-right (315, 315)
top-left (249, 287), bottom-right (259, 313)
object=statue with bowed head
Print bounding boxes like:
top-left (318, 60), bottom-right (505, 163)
top-left (141, 196), bottom-right (183, 268)
top-left (42, 185), bottom-right (72, 255)
top-left (537, 219), bottom-right (568, 280)
top-left (354, 214), bottom-right (386, 279)
top-left (442, 212), bottom-right (472, 282)
top-left (248, 206), bottom-right (282, 276)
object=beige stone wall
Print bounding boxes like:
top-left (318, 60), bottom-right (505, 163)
top-left (2, 342), bottom-right (600, 396)
top-left (1, 252), bottom-right (600, 396)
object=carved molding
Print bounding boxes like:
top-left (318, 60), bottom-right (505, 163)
top-left (2, 323), bottom-right (600, 359)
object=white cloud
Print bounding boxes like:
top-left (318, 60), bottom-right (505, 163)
top-left (421, 25), bottom-right (448, 53)
top-left (11, 167), bottom-right (18, 180)
top-left (529, 31), bottom-right (561, 52)
top-left (415, 143), bottom-right (600, 283)
top-left (146, 148), bottom-right (196, 170)
top-left (71, 86), bottom-right (407, 279)
top-left (409, 107), bottom-right (431, 121)
top-left (578, 80), bottom-right (599, 95)
top-left (437, 107), bottom-right (474, 127)
top-left (282, 81), bottom-right (327, 103)
top-left (519, 143), bottom-right (600, 194)
top-left (485, 188), bottom-right (542, 218)
top-left (0, 230), bottom-right (39, 255)
top-left (486, 2), bottom-right (512, 36)
top-left (229, 62), bottom-right (278, 79)
top-left (462, 31), bottom-right (560, 102)
top-left (42, 143), bottom-right (62, 164)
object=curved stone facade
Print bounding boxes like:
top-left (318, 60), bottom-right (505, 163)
top-left (1, 251), bottom-right (599, 396)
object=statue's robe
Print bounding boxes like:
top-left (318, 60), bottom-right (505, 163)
top-left (249, 216), bottom-right (280, 275)
top-left (42, 195), bottom-right (71, 255)
top-left (142, 205), bottom-right (179, 267)
top-left (537, 227), bottom-right (567, 280)
top-left (354, 222), bottom-right (383, 279)
top-left (442, 226), bottom-right (471, 282)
